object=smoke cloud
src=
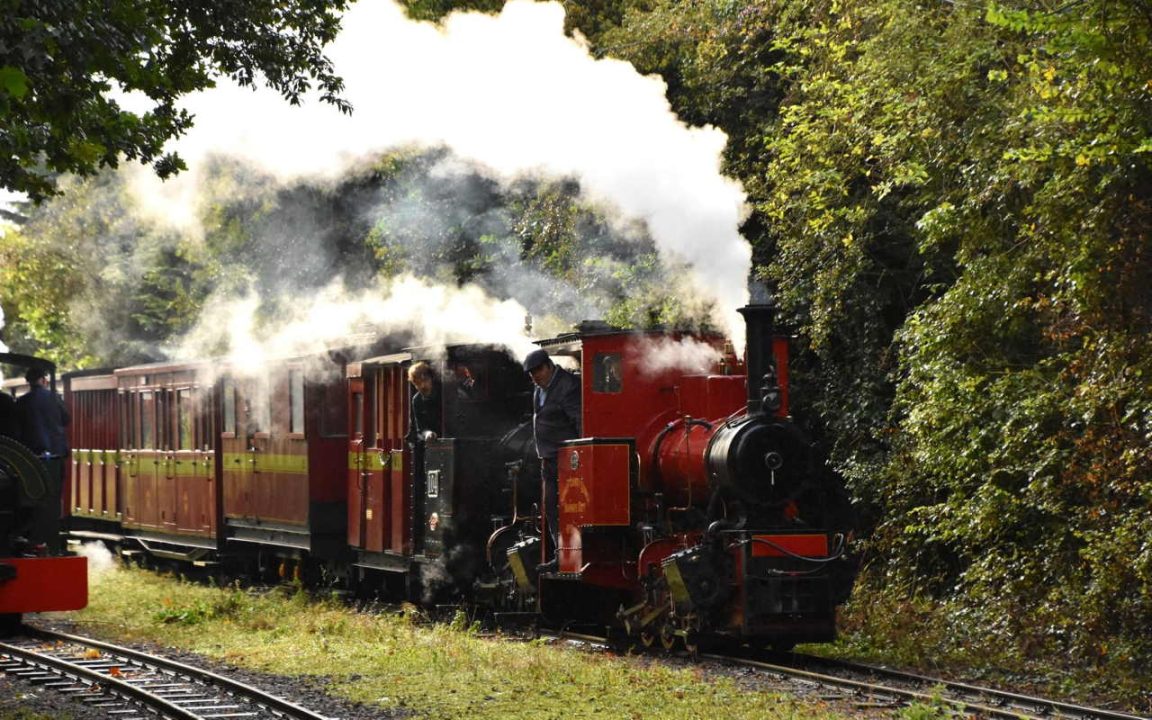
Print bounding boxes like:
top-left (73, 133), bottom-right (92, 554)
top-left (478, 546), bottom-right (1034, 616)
top-left (175, 274), bottom-right (538, 380)
top-left (630, 336), bottom-right (723, 376)
top-left (77, 541), bottom-right (119, 578)
top-left (131, 0), bottom-right (751, 348)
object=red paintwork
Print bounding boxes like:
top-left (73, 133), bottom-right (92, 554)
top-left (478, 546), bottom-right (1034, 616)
top-left (750, 533), bottom-right (829, 558)
top-left (221, 359), bottom-right (347, 530)
top-left (0, 557), bottom-right (88, 613)
top-left (557, 441), bottom-right (631, 574)
top-left (652, 420), bottom-right (720, 509)
top-left (346, 358), bottom-right (412, 556)
top-left (578, 333), bottom-right (745, 498)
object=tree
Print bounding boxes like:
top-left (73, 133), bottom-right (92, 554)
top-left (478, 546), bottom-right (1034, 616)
top-left (0, 0), bottom-right (351, 202)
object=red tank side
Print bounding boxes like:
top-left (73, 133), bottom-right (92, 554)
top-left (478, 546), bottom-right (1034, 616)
top-left (0, 556), bottom-right (88, 613)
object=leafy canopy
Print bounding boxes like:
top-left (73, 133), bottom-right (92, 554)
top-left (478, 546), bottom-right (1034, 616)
top-left (0, 0), bottom-right (351, 201)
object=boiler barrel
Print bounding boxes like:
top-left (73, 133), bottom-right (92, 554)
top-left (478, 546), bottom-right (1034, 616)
top-left (652, 420), bottom-right (719, 508)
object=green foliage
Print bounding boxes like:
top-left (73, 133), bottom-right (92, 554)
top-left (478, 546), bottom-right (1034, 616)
top-left (0, 225), bottom-right (92, 367)
top-left (1, 0), bottom-right (351, 201)
top-left (749, 0), bottom-right (1152, 675)
top-left (567, 0), bottom-right (1152, 682)
top-left (897, 693), bottom-right (955, 720)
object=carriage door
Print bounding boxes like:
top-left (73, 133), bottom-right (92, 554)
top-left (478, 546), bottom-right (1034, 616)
top-left (159, 387), bottom-right (178, 532)
top-left (347, 377), bottom-right (370, 549)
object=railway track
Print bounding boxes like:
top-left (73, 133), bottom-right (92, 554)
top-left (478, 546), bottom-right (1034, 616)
top-left (0, 628), bottom-right (331, 720)
top-left (727, 651), bottom-right (1151, 720)
top-left (547, 627), bottom-right (1149, 720)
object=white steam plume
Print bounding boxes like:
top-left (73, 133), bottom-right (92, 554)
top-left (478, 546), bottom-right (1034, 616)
top-left (630, 336), bottom-right (723, 376)
top-left (77, 541), bottom-right (119, 577)
top-left (176, 274), bottom-right (538, 377)
top-left (131, 0), bottom-right (751, 348)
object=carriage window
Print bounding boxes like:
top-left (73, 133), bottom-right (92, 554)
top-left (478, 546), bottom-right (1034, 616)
top-left (321, 382), bottom-right (348, 438)
top-left (121, 392), bottom-right (134, 449)
top-left (352, 392), bottom-right (364, 437)
top-left (140, 392), bottom-right (155, 449)
top-left (222, 378), bottom-right (236, 435)
top-left (247, 377), bottom-right (271, 433)
top-left (200, 388), bottom-right (216, 450)
top-left (177, 388), bottom-right (194, 450)
top-left (593, 353), bottom-right (623, 393)
top-left (289, 370), bottom-right (305, 434)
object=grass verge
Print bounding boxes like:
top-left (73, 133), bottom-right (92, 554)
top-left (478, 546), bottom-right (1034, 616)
top-left (64, 564), bottom-right (855, 720)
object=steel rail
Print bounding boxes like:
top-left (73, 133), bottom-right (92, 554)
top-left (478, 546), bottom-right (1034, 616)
top-left (791, 653), bottom-right (1150, 720)
top-left (0, 639), bottom-right (201, 719)
top-left (706, 653), bottom-right (1074, 720)
top-left (538, 626), bottom-right (1146, 720)
top-left (19, 628), bottom-right (333, 720)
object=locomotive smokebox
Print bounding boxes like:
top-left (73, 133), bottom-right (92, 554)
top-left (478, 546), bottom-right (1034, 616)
top-left (737, 304), bottom-right (780, 416)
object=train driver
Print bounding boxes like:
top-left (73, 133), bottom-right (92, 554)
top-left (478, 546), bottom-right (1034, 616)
top-left (522, 348), bottom-right (581, 570)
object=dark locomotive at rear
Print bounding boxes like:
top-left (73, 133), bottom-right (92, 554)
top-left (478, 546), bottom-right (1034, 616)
top-left (56, 305), bottom-right (853, 650)
top-left (1, 354), bottom-right (89, 633)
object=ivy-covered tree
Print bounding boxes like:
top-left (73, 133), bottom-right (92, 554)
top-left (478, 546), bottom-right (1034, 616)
top-left (0, 0), bottom-right (351, 202)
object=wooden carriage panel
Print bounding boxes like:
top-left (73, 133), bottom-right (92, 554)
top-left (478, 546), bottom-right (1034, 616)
top-left (114, 362), bottom-right (219, 538)
top-left (100, 450), bottom-right (119, 519)
top-left (379, 364), bottom-right (411, 554)
top-left (65, 376), bottom-right (119, 520)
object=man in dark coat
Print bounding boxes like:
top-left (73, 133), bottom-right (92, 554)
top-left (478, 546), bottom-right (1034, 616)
top-left (523, 348), bottom-right (581, 567)
top-left (16, 365), bottom-right (70, 554)
top-left (406, 361), bottom-right (441, 445)
top-left (0, 390), bottom-right (18, 438)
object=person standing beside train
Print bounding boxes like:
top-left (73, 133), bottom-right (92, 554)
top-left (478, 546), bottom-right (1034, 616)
top-left (523, 348), bottom-right (581, 571)
top-left (16, 365), bottom-right (70, 554)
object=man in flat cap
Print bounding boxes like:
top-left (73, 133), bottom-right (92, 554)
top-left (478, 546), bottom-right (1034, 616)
top-left (16, 364), bottom-right (70, 554)
top-left (523, 348), bottom-right (581, 569)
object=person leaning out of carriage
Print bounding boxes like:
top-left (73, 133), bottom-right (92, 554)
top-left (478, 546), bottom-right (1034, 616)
top-left (523, 348), bottom-right (581, 571)
top-left (406, 361), bottom-right (442, 446)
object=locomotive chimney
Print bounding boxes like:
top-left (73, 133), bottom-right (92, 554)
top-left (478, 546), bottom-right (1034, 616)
top-left (737, 304), bottom-right (779, 416)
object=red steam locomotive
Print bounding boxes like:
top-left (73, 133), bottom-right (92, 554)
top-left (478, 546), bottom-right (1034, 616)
top-left (1, 353), bottom-right (89, 634)
top-left (61, 305), bottom-right (853, 650)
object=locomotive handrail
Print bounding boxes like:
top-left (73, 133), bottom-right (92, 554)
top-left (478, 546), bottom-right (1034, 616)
top-left (736, 532), bottom-right (848, 564)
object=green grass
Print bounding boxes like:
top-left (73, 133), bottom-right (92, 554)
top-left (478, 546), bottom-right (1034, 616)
top-left (67, 565), bottom-right (852, 720)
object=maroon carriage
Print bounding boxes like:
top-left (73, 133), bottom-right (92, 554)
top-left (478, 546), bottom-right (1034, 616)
top-left (219, 356), bottom-right (350, 580)
top-left (66, 371), bottom-right (121, 534)
top-left (346, 345), bottom-right (532, 599)
top-left (114, 361), bottom-right (221, 561)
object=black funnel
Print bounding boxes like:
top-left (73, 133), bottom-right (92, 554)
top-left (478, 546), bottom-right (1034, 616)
top-left (737, 304), bottom-right (776, 415)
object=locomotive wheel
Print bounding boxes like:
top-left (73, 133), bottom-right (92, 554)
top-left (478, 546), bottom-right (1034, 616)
top-left (659, 623), bottom-right (677, 652)
top-left (639, 629), bottom-right (658, 648)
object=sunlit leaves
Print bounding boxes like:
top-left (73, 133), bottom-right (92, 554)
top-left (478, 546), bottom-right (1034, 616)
top-left (1, 0), bottom-right (351, 201)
